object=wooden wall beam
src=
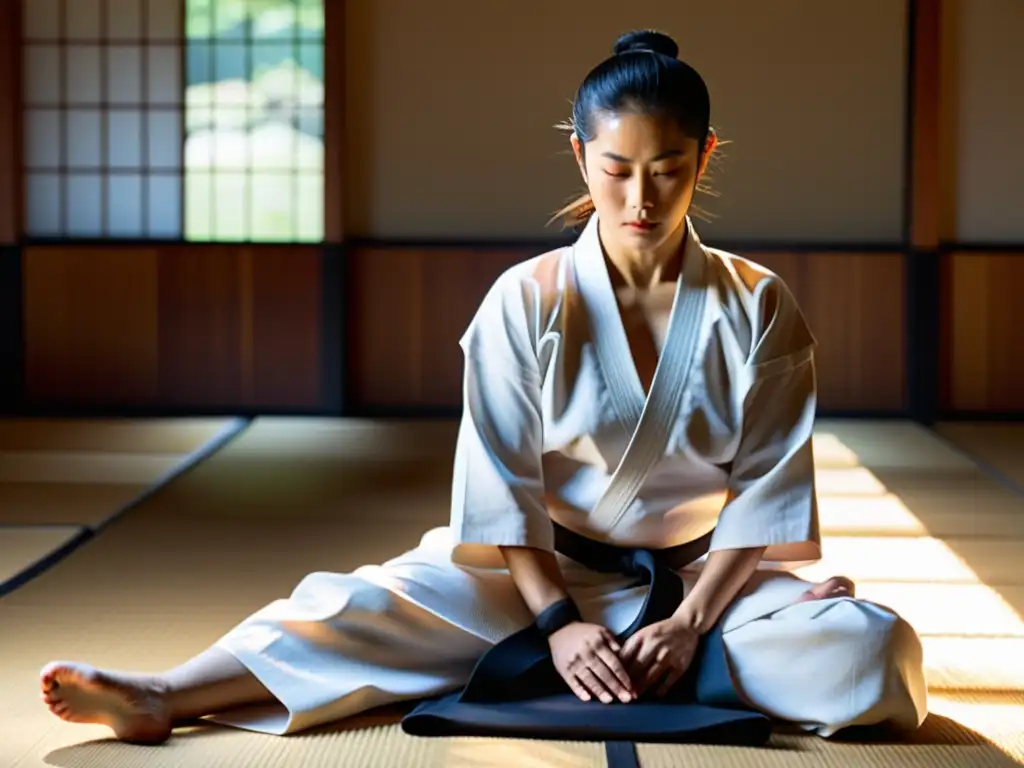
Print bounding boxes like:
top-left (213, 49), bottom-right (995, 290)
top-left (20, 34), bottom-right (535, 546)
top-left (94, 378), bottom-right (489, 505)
top-left (324, 0), bottom-right (345, 242)
top-left (909, 0), bottom-right (943, 250)
top-left (0, 0), bottom-right (23, 410)
top-left (0, 0), bottom-right (20, 245)
top-left (905, 0), bottom-right (945, 423)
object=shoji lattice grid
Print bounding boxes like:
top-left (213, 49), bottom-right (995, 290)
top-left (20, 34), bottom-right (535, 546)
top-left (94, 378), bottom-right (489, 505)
top-left (23, 0), bottom-right (184, 238)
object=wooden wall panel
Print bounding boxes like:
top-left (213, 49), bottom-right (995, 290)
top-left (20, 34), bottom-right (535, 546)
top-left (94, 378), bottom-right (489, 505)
top-left (755, 253), bottom-right (906, 412)
top-left (156, 248), bottom-right (244, 407)
top-left (349, 248), bottom-right (906, 413)
top-left (22, 245), bottom-right (322, 410)
top-left (944, 252), bottom-right (1024, 413)
top-left (24, 248), bottom-right (161, 404)
top-left (250, 247), bottom-right (322, 407)
top-left (349, 247), bottom-right (529, 407)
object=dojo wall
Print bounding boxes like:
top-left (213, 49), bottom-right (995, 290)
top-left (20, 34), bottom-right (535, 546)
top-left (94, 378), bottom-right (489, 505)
top-left (938, 0), bottom-right (1024, 415)
top-left (0, 0), bottom-right (1020, 419)
top-left (344, 0), bottom-right (909, 414)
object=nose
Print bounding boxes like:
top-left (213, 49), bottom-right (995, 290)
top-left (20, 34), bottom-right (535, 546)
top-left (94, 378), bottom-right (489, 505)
top-left (627, 173), bottom-right (653, 212)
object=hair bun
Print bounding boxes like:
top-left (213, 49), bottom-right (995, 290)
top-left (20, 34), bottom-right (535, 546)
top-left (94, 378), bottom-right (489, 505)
top-left (612, 30), bottom-right (679, 59)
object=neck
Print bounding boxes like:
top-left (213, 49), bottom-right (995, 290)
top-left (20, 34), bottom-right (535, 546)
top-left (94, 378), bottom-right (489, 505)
top-left (598, 218), bottom-right (688, 290)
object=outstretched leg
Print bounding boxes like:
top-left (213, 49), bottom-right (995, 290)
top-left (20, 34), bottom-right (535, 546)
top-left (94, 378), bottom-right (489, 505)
top-left (40, 646), bottom-right (277, 745)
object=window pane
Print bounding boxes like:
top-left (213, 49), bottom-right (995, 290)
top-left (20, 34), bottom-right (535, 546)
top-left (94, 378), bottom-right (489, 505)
top-left (250, 173), bottom-right (294, 241)
top-left (148, 110), bottom-right (182, 170)
top-left (107, 174), bottom-right (144, 237)
top-left (148, 46), bottom-right (182, 105)
top-left (66, 0), bottom-right (102, 40)
top-left (106, 0), bottom-right (142, 40)
top-left (26, 174), bottom-right (62, 236)
top-left (185, 40), bottom-right (216, 87)
top-left (24, 45), bottom-right (62, 105)
top-left (185, 127), bottom-right (214, 170)
top-left (24, 0), bottom-right (60, 39)
top-left (212, 173), bottom-right (248, 240)
top-left (66, 110), bottom-right (103, 169)
top-left (213, 42), bottom-right (248, 84)
top-left (24, 110), bottom-right (63, 169)
top-left (184, 0), bottom-right (325, 243)
top-left (66, 175), bottom-right (104, 236)
top-left (148, 174), bottom-right (182, 237)
top-left (296, 173), bottom-right (323, 242)
top-left (211, 111), bottom-right (249, 169)
top-left (184, 171), bottom-right (213, 239)
top-left (66, 46), bottom-right (103, 105)
top-left (298, 2), bottom-right (325, 38)
top-left (107, 46), bottom-right (143, 105)
top-left (108, 111), bottom-right (144, 169)
top-left (297, 42), bottom-right (323, 107)
top-left (250, 40), bottom-right (293, 83)
top-left (148, 0), bottom-right (182, 40)
top-left (296, 125), bottom-right (322, 172)
top-left (250, 123), bottom-right (294, 172)
top-left (214, 1), bottom-right (247, 40)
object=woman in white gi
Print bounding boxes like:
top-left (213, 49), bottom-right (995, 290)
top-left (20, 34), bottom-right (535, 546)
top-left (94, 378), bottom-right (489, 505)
top-left (40, 29), bottom-right (928, 745)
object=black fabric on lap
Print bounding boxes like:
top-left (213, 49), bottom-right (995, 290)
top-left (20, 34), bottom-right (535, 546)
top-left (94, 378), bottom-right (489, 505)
top-left (401, 523), bottom-right (772, 766)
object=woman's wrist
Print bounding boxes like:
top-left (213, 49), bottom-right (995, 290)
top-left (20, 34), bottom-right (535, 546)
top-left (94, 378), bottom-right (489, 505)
top-left (535, 597), bottom-right (584, 638)
top-left (671, 600), bottom-right (710, 635)
top-left (671, 545), bottom-right (766, 635)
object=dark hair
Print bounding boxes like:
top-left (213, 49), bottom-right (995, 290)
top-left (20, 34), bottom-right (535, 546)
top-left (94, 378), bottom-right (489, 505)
top-left (552, 30), bottom-right (716, 227)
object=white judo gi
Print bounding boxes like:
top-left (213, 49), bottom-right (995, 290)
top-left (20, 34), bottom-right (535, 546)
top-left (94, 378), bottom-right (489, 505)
top-left (209, 215), bottom-right (928, 737)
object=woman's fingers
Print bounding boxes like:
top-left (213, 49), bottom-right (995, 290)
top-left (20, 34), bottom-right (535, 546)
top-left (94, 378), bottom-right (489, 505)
top-left (576, 667), bottom-right (615, 703)
top-left (593, 646), bottom-right (635, 701)
top-left (566, 674), bottom-right (593, 702)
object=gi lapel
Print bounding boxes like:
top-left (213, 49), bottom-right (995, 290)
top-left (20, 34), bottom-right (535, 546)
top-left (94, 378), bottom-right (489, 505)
top-left (573, 214), bottom-right (710, 533)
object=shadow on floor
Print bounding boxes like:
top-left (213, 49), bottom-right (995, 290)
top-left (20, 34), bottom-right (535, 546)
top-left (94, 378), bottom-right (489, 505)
top-left (40, 708), bottom-right (1024, 768)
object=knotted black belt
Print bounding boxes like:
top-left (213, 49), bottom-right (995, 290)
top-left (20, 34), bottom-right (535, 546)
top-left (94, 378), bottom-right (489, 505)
top-left (402, 523), bottom-right (772, 767)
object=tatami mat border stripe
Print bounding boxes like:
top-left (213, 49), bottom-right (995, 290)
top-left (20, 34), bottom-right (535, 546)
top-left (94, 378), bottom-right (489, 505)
top-left (926, 427), bottom-right (1024, 499)
top-left (0, 417), bottom-right (252, 599)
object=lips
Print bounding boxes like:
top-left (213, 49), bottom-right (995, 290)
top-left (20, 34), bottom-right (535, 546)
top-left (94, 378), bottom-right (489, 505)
top-left (625, 221), bottom-right (656, 230)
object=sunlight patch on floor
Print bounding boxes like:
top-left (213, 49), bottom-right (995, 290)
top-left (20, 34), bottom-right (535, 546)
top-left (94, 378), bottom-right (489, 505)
top-left (798, 430), bottom-right (1024, 700)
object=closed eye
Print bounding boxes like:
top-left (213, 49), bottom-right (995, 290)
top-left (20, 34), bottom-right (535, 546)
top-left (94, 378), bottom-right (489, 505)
top-left (603, 169), bottom-right (681, 178)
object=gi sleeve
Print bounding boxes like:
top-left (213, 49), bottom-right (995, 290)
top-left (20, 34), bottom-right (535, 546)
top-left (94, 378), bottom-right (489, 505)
top-left (448, 274), bottom-right (553, 567)
top-left (709, 276), bottom-right (822, 565)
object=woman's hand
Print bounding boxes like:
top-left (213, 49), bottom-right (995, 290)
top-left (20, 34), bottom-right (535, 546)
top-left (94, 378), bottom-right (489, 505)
top-left (548, 622), bottom-right (636, 704)
top-left (619, 616), bottom-right (699, 698)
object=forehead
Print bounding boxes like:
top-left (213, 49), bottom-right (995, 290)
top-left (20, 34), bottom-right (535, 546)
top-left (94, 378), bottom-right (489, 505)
top-left (587, 111), bottom-right (696, 151)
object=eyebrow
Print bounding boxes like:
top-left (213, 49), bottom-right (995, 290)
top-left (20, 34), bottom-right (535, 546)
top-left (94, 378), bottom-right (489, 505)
top-left (600, 149), bottom-right (684, 163)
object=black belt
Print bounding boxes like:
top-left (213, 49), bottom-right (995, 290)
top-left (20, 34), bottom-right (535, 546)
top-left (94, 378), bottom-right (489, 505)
top-left (401, 523), bottom-right (772, 767)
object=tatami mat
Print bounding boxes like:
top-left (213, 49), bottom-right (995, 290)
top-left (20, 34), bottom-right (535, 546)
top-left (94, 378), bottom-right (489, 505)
top-left (0, 418), bottom-right (234, 454)
top-left (0, 417), bottom-right (245, 602)
top-left (0, 451), bottom-right (197, 485)
top-left (0, 527), bottom-right (86, 586)
top-left (936, 423), bottom-right (1024, 492)
top-left (0, 418), bottom-right (241, 526)
top-left (1, 418), bottom-right (1022, 767)
top-left (0, 484), bottom-right (150, 526)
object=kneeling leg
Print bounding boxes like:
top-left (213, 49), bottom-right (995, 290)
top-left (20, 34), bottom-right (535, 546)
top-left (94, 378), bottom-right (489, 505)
top-left (723, 596), bottom-right (928, 736)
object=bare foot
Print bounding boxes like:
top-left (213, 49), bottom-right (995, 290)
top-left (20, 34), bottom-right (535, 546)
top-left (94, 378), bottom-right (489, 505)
top-left (795, 575), bottom-right (856, 603)
top-left (39, 661), bottom-right (173, 744)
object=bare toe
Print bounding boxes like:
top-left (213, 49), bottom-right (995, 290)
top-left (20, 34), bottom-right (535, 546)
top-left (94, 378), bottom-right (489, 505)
top-left (38, 661), bottom-right (172, 744)
top-left (796, 576), bottom-right (857, 603)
